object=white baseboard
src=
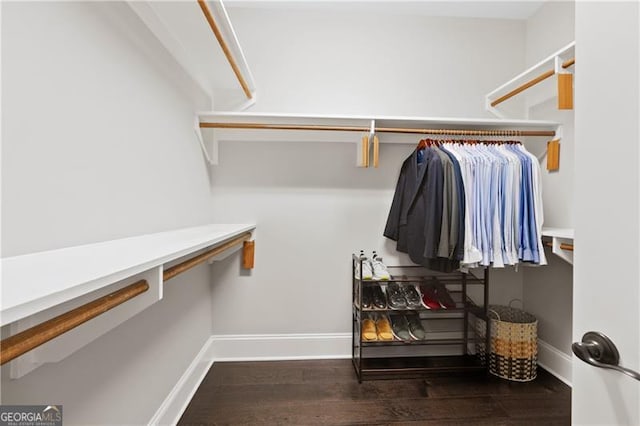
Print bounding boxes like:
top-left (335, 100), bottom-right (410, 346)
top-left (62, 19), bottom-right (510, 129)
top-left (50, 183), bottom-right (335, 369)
top-left (538, 338), bottom-right (573, 387)
top-left (148, 336), bottom-right (215, 426)
top-left (210, 333), bottom-right (352, 361)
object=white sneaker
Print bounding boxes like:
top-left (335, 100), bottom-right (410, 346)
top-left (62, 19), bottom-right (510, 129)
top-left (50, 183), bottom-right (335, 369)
top-left (355, 256), bottom-right (373, 280)
top-left (371, 255), bottom-right (391, 280)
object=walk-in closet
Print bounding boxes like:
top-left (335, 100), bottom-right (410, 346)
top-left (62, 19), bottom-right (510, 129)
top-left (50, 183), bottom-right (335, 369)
top-left (1, 1), bottom-right (639, 425)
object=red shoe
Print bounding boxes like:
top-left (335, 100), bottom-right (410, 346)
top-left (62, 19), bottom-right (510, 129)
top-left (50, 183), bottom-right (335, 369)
top-left (419, 283), bottom-right (441, 310)
top-left (434, 283), bottom-right (456, 309)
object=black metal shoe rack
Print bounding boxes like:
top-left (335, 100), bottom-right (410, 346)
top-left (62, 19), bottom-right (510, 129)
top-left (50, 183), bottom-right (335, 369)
top-left (352, 254), bottom-right (490, 382)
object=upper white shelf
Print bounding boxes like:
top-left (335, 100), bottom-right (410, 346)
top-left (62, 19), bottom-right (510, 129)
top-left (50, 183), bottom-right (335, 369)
top-left (0, 223), bottom-right (256, 326)
top-left (199, 111), bottom-right (560, 129)
top-left (198, 111), bottom-right (560, 144)
top-left (486, 41), bottom-right (575, 118)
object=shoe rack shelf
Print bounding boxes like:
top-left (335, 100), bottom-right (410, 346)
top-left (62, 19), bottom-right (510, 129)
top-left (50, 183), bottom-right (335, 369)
top-left (351, 254), bottom-right (490, 382)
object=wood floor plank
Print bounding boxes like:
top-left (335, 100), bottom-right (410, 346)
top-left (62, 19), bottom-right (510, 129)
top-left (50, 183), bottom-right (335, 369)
top-left (496, 392), bottom-right (572, 419)
top-left (182, 396), bottom-right (507, 425)
top-left (424, 369), bottom-right (570, 398)
top-left (178, 359), bottom-right (571, 425)
top-left (388, 418), bottom-right (570, 426)
top-left (202, 380), bottom-right (429, 405)
top-left (207, 361), bottom-right (305, 386)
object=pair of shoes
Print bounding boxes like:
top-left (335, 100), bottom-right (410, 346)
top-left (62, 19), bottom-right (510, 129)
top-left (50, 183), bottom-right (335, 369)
top-left (386, 283), bottom-right (422, 310)
top-left (354, 251), bottom-right (391, 281)
top-left (370, 252), bottom-right (391, 280)
top-left (389, 312), bottom-right (426, 340)
top-left (419, 279), bottom-right (456, 310)
top-left (361, 313), bottom-right (393, 341)
top-left (361, 284), bottom-right (387, 309)
top-left (355, 251), bottom-right (373, 280)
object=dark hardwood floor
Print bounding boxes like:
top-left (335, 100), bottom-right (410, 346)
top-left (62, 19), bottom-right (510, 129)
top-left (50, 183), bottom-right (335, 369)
top-left (178, 359), bottom-right (571, 425)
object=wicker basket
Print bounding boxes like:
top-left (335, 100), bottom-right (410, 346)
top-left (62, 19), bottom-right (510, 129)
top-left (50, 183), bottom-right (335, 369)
top-left (476, 304), bottom-right (538, 382)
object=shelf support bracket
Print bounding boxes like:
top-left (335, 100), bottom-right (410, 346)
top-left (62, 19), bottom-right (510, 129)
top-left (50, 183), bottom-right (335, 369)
top-left (194, 116), bottom-right (218, 165)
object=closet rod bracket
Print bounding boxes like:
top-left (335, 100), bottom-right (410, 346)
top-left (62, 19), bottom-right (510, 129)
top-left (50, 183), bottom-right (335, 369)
top-left (539, 124), bottom-right (563, 171)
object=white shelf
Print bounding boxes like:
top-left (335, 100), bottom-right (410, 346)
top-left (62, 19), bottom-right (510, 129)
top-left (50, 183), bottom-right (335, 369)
top-left (542, 227), bottom-right (574, 239)
top-left (199, 111), bottom-right (560, 130)
top-left (1, 223), bottom-right (256, 326)
top-left (486, 41), bottom-right (575, 118)
top-left (542, 227), bottom-right (574, 265)
top-left (198, 111), bottom-right (560, 148)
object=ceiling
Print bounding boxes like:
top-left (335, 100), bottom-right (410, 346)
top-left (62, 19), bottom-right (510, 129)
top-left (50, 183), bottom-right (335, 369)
top-left (223, 1), bottom-right (546, 20)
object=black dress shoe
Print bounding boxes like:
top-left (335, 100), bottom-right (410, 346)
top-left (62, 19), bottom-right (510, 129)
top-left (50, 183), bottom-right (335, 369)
top-left (361, 286), bottom-right (372, 309)
top-left (370, 284), bottom-right (387, 309)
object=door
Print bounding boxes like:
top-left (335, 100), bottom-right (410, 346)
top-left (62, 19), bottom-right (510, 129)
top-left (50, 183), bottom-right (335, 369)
top-left (573, 2), bottom-right (640, 424)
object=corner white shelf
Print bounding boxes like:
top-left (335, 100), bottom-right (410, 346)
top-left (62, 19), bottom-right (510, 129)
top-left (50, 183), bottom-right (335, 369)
top-left (2, 223), bottom-right (255, 377)
top-left (542, 227), bottom-right (574, 265)
top-left (1, 223), bottom-right (256, 327)
top-left (485, 41), bottom-right (575, 118)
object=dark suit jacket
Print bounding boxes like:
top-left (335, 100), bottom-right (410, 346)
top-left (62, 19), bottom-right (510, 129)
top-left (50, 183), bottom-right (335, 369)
top-left (384, 148), bottom-right (459, 272)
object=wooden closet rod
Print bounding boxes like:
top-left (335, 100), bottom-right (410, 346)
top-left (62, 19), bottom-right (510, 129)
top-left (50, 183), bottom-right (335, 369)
top-left (199, 122), bottom-right (556, 137)
top-left (0, 233), bottom-right (253, 364)
top-left (163, 232), bottom-right (252, 281)
top-left (0, 280), bottom-right (149, 365)
top-left (197, 0), bottom-right (253, 100)
top-left (544, 242), bottom-right (574, 251)
top-left (491, 57), bottom-right (576, 107)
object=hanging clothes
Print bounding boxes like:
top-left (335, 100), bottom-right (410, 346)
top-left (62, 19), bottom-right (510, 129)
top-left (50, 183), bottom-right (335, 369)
top-left (384, 142), bottom-right (458, 272)
top-left (384, 139), bottom-right (546, 272)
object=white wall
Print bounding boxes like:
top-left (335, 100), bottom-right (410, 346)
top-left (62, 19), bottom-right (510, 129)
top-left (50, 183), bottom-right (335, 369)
top-left (1, 2), bottom-right (215, 424)
top-left (522, 0), bottom-right (575, 361)
top-left (209, 6), bottom-right (528, 338)
top-left (525, 0), bottom-right (575, 67)
top-left (218, 7), bottom-right (526, 117)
